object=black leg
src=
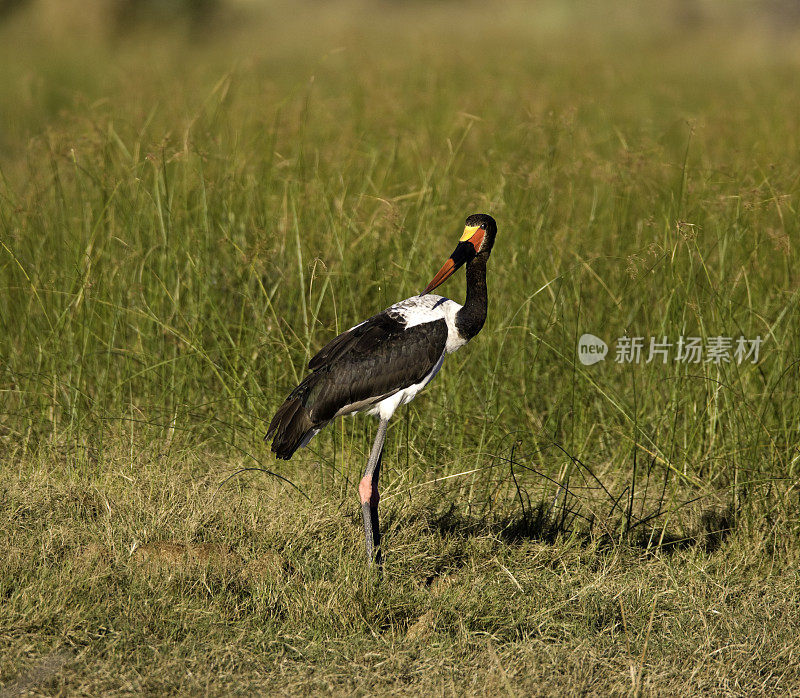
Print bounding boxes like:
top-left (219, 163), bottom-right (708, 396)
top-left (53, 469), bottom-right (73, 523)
top-left (361, 450), bottom-right (382, 565)
top-left (359, 418), bottom-right (388, 567)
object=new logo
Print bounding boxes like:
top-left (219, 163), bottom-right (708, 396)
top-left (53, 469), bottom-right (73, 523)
top-left (578, 334), bottom-right (608, 365)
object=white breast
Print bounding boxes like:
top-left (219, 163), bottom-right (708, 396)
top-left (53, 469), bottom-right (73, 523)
top-left (389, 295), bottom-right (468, 354)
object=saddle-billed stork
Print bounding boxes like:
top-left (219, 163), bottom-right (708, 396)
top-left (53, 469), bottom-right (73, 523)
top-left (266, 213), bottom-right (497, 565)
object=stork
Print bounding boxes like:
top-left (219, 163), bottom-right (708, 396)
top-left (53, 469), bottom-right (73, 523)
top-left (266, 213), bottom-right (498, 565)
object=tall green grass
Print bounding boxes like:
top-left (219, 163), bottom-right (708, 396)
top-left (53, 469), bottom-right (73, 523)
top-left (3, 6), bottom-right (797, 523)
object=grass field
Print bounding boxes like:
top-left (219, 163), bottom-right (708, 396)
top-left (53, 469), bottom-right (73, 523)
top-left (2, 1), bottom-right (800, 694)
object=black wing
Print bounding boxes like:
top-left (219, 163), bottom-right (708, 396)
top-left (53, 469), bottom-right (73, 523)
top-left (267, 311), bottom-right (447, 458)
top-left (303, 311), bottom-right (448, 422)
top-left (309, 312), bottom-right (403, 370)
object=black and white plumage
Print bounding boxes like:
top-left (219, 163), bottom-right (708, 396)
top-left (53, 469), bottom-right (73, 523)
top-left (266, 213), bottom-right (498, 565)
top-left (267, 296), bottom-right (465, 458)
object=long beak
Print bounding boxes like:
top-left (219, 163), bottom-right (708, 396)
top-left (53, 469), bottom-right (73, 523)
top-left (421, 227), bottom-right (485, 295)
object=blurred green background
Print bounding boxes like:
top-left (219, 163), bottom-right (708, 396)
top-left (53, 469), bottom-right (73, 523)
top-left (2, 0), bottom-right (798, 492)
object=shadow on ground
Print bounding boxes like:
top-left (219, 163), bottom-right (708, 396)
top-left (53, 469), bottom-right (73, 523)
top-left (410, 500), bottom-right (735, 555)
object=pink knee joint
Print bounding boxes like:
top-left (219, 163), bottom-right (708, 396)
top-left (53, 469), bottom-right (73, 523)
top-left (359, 476), bottom-right (379, 506)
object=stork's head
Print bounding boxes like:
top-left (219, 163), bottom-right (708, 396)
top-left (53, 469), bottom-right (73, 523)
top-left (421, 213), bottom-right (497, 295)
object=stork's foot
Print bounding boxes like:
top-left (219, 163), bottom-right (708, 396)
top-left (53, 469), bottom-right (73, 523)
top-left (360, 476), bottom-right (382, 567)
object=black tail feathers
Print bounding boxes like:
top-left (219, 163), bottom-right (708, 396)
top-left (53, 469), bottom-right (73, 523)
top-left (266, 395), bottom-right (316, 460)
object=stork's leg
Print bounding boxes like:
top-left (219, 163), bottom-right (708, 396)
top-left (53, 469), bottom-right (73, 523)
top-left (359, 417), bottom-right (388, 566)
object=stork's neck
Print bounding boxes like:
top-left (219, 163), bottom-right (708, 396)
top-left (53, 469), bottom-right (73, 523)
top-left (455, 256), bottom-right (487, 341)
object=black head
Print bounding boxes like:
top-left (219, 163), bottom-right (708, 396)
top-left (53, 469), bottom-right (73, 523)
top-left (464, 213), bottom-right (497, 257)
top-left (421, 212), bottom-right (498, 294)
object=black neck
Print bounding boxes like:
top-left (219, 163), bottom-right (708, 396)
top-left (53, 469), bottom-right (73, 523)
top-left (455, 255), bottom-right (487, 341)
